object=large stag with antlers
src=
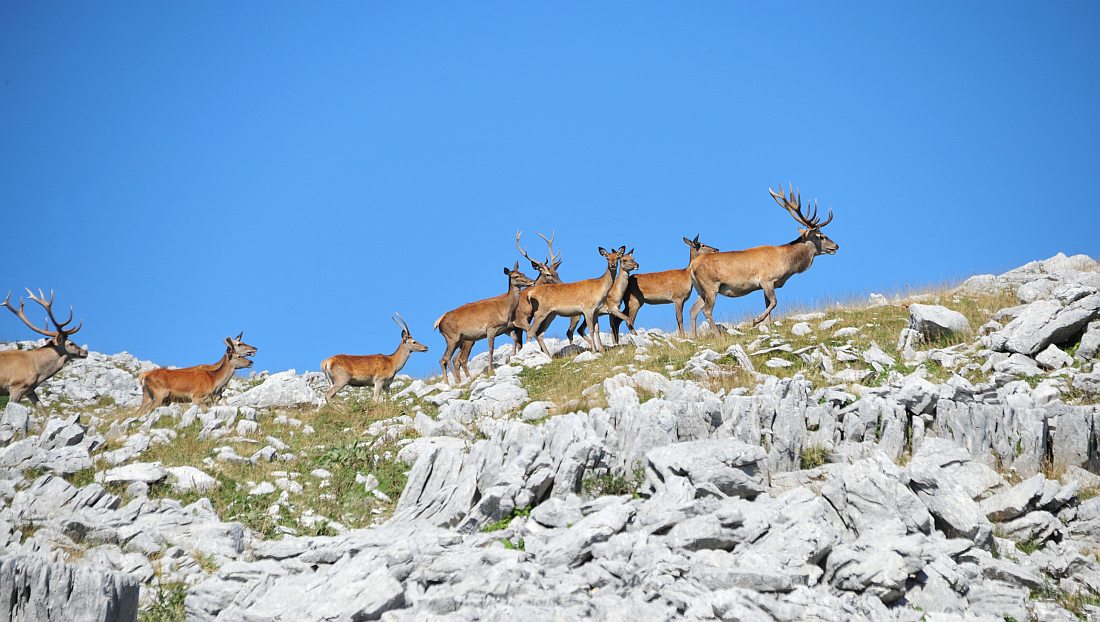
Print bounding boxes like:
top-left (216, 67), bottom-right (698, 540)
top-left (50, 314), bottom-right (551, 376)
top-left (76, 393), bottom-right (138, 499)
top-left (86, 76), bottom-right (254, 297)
top-left (435, 262), bottom-right (535, 384)
top-left (611, 235), bottom-right (718, 339)
top-left (689, 184), bottom-right (838, 335)
top-left (136, 338), bottom-right (254, 416)
top-left (321, 314), bottom-right (428, 402)
top-left (449, 231), bottom-right (562, 381)
top-left (0, 290), bottom-right (87, 406)
top-left (527, 246), bottom-right (625, 355)
top-left (567, 248), bottom-right (639, 345)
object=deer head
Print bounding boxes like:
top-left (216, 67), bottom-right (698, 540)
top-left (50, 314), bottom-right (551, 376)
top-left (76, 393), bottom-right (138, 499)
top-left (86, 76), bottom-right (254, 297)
top-left (2, 289), bottom-right (88, 359)
top-left (223, 337), bottom-right (255, 370)
top-left (229, 331), bottom-right (258, 357)
top-left (769, 184), bottom-right (838, 256)
top-left (598, 246), bottom-right (626, 274)
top-left (515, 230), bottom-right (563, 284)
top-left (620, 248), bottom-right (639, 274)
top-left (392, 313), bottom-right (428, 353)
top-left (683, 234), bottom-right (719, 261)
top-left (506, 262), bottom-right (536, 289)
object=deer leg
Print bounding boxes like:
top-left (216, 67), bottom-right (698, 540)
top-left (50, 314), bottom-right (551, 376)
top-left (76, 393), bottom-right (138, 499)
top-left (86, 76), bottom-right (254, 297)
top-left (607, 306), bottom-right (631, 344)
top-left (440, 337), bottom-right (460, 385)
top-left (21, 387), bottom-right (41, 407)
top-left (566, 316), bottom-right (581, 343)
top-left (530, 311), bottom-right (554, 356)
top-left (674, 298), bottom-right (686, 336)
top-left (510, 328), bottom-right (522, 356)
top-left (689, 297), bottom-right (705, 337)
top-left (752, 284), bottom-right (778, 326)
top-left (584, 310), bottom-right (601, 353)
top-left (324, 378), bottom-right (347, 402)
top-left (373, 379), bottom-right (383, 403)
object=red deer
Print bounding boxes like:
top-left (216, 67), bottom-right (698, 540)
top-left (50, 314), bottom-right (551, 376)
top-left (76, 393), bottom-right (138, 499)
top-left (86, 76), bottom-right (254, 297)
top-left (321, 314), bottom-right (428, 402)
top-left (449, 232), bottom-right (563, 381)
top-left (136, 340), bottom-right (254, 416)
top-left (527, 246), bottom-right (624, 355)
top-left (612, 235), bottom-right (718, 338)
top-left (435, 263), bottom-right (535, 384)
top-left (0, 290), bottom-right (87, 406)
top-left (689, 184), bottom-right (838, 335)
top-left (567, 248), bottom-right (639, 345)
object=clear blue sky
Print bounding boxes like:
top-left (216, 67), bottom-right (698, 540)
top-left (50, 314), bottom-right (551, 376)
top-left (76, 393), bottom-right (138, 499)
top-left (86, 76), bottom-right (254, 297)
top-left (2, 3), bottom-right (1097, 377)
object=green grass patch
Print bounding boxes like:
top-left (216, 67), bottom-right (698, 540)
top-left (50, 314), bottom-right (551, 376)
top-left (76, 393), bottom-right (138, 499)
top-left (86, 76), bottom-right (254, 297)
top-left (800, 445), bottom-right (831, 470)
top-left (481, 506), bottom-right (532, 532)
top-left (140, 581), bottom-right (187, 622)
top-left (583, 466), bottom-right (645, 498)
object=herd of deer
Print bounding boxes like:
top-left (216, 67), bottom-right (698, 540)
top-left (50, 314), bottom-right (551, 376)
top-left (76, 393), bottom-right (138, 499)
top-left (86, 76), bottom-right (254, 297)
top-left (0, 185), bottom-right (838, 410)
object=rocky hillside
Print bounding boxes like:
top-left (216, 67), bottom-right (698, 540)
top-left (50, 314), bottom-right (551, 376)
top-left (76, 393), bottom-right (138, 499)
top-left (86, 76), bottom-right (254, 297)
top-left (2, 252), bottom-right (1100, 621)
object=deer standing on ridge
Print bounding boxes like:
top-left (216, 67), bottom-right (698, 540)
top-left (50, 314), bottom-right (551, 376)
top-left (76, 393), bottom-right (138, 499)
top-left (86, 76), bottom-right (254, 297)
top-left (0, 290), bottom-right (87, 406)
top-left (567, 248), bottom-right (639, 345)
top-left (611, 235), bottom-right (718, 339)
top-left (449, 232), bottom-right (562, 380)
top-left (435, 263), bottom-right (535, 385)
top-left (136, 339), bottom-right (254, 416)
top-left (321, 314), bottom-right (428, 402)
top-left (526, 246), bottom-right (624, 356)
top-left (176, 332), bottom-right (257, 404)
top-left (689, 184), bottom-right (838, 335)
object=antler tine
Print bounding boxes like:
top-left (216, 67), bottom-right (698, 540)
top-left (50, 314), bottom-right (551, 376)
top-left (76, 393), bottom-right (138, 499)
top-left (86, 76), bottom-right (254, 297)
top-left (817, 208), bottom-right (834, 228)
top-left (4, 291), bottom-right (57, 337)
top-left (537, 230), bottom-right (560, 264)
top-left (25, 287), bottom-right (74, 330)
top-left (515, 230), bottom-right (539, 265)
top-left (393, 312), bottom-right (411, 334)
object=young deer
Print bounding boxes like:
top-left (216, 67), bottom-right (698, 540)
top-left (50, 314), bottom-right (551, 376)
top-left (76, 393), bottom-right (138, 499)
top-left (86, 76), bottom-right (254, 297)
top-left (689, 184), bottom-right (838, 335)
top-left (527, 246), bottom-right (624, 356)
top-left (321, 314), bottom-right (428, 402)
top-left (0, 290), bottom-right (87, 406)
top-left (613, 235), bottom-right (719, 338)
top-left (449, 232), bottom-right (562, 380)
top-left (137, 339), bottom-right (254, 416)
top-left (567, 248), bottom-right (639, 345)
top-left (435, 263), bottom-right (535, 384)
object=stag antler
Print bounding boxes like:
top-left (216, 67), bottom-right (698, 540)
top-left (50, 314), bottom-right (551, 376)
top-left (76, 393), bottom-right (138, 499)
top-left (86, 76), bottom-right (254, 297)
top-left (392, 312), bottom-right (412, 335)
top-left (769, 183), bottom-right (832, 229)
top-left (24, 288), bottom-right (82, 336)
top-left (537, 230), bottom-right (561, 266)
top-left (2, 290), bottom-right (75, 338)
top-left (515, 230), bottom-right (540, 266)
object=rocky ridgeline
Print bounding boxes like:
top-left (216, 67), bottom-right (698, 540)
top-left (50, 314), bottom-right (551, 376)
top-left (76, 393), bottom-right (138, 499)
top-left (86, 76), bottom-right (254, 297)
top-left (1, 253), bottom-right (1099, 621)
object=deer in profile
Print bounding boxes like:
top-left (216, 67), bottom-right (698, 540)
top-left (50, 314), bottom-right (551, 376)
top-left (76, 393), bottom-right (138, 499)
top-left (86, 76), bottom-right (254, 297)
top-left (689, 184), bottom-right (838, 335)
top-left (567, 248), bottom-right (639, 345)
top-left (527, 246), bottom-right (624, 356)
top-left (175, 332), bottom-right (257, 403)
top-left (321, 314), bottom-right (428, 402)
top-left (435, 263), bottom-right (535, 384)
top-left (136, 339), bottom-right (254, 416)
top-left (611, 235), bottom-right (718, 339)
top-left (0, 290), bottom-right (87, 407)
top-left (449, 232), bottom-right (562, 380)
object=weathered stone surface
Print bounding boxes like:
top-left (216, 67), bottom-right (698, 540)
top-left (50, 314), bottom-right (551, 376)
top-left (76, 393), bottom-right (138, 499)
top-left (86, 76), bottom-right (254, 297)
top-left (909, 304), bottom-right (972, 342)
top-left (645, 439), bottom-right (768, 501)
top-left (0, 554), bottom-right (139, 622)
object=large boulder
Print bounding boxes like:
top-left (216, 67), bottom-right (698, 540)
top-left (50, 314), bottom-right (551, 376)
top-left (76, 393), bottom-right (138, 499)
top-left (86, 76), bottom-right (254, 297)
top-left (909, 304), bottom-right (971, 342)
top-left (644, 439), bottom-right (768, 501)
top-left (989, 288), bottom-right (1100, 356)
top-left (228, 370), bottom-right (321, 409)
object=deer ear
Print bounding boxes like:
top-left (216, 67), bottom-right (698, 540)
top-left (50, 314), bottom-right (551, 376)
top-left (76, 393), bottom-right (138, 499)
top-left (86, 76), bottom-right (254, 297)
top-left (504, 266), bottom-right (511, 275)
top-left (628, 248), bottom-right (635, 255)
top-left (235, 331), bottom-right (244, 340)
top-left (617, 246), bottom-right (626, 254)
top-left (529, 259), bottom-right (541, 270)
top-left (683, 237), bottom-right (693, 246)
top-left (513, 261), bottom-right (520, 271)
top-left (693, 234), bottom-right (700, 244)
top-left (225, 337), bottom-right (234, 347)
top-left (798, 227), bottom-right (810, 237)
top-left (599, 247), bottom-right (608, 257)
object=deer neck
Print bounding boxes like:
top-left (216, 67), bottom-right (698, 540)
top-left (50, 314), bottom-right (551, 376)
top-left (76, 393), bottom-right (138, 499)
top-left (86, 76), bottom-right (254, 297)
top-left (785, 238), bottom-right (817, 275)
top-left (30, 344), bottom-right (70, 381)
top-left (208, 353), bottom-right (238, 392)
top-left (608, 266), bottom-right (631, 301)
top-left (596, 261), bottom-right (618, 299)
top-left (390, 342), bottom-right (413, 370)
